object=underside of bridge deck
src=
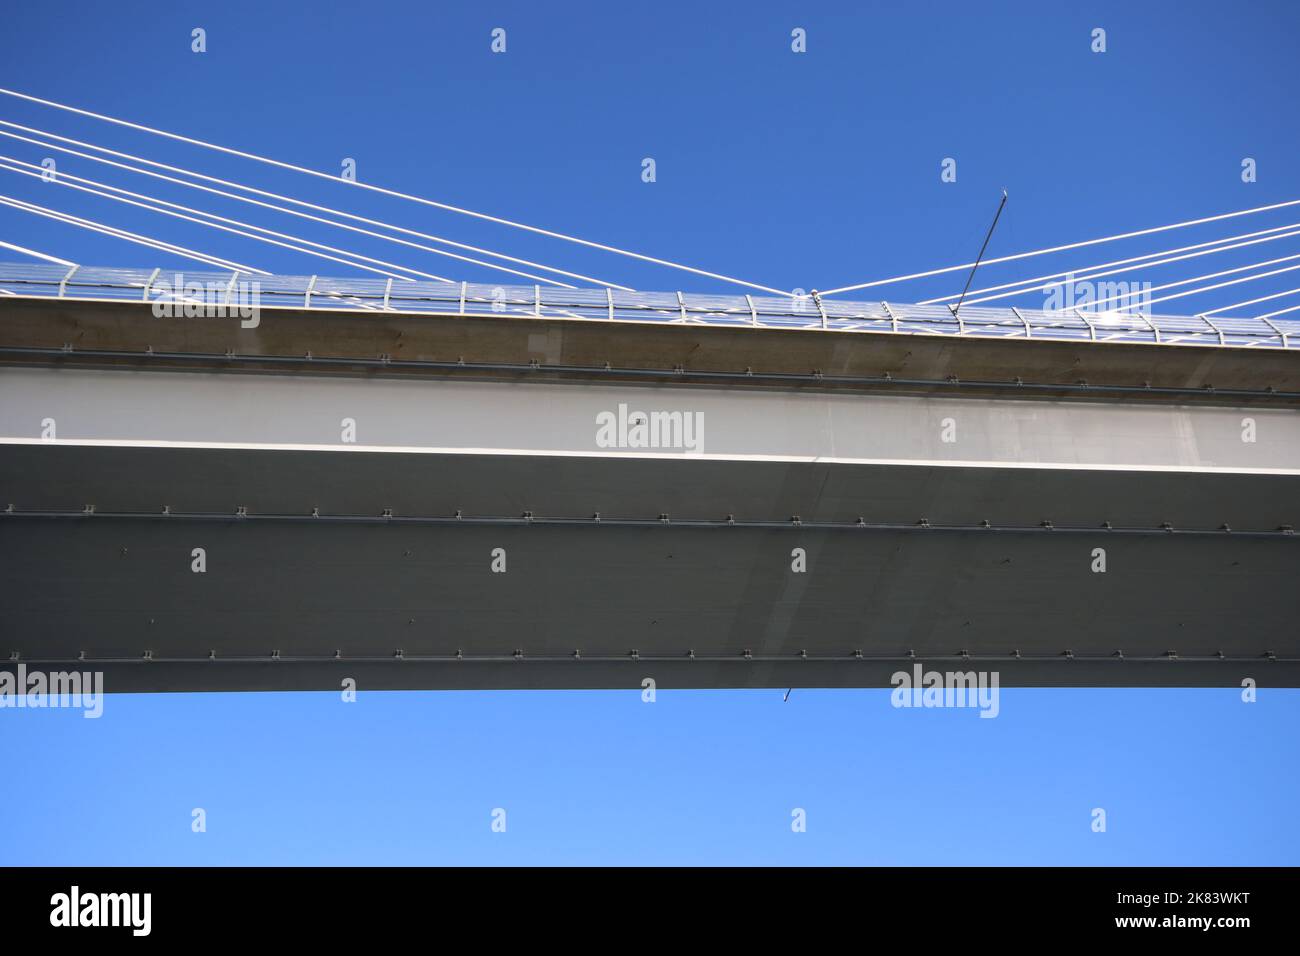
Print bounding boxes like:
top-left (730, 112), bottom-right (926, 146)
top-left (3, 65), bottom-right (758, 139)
top-left (2, 297), bottom-right (1297, 691)
top-left (1, 444), bottom-right (1296, 691)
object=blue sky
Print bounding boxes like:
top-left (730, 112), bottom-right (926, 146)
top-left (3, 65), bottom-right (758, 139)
top-left (1, 0), bottom-right (1298, 865)
top-left (5, 687), bottom-right (1298, 866)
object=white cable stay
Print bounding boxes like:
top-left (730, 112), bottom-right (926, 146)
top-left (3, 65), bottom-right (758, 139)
top-left (1255, 302), bottom-right (1300, 320)
top-left (0, 238), bottom-right (74, 266)
top-left (1111, 262), bottom-right (1300, 312)
top-left (0, 125), bottom-right (612, 291)
top-left (0, 88), bottom-right (793, 297)
top-left (0, 157), bottom-right (456, 284)
top-left (1024, 248), bottom-right (1300, 312)
top-left (0, 201), bottom-right (376, 311)
top-left (919, 221), bottom-right (1300, 306)
top-left (819, 198), bottom-right (1300, 297)
top-left (1255, 298), bottom-right (1300, 319)
top-left (0, 194), bottom-right (264, 273)
top-left (1033, 250), bottom-right (1300, 313)
top-left (1201, 286), bottom-right (1300, 317)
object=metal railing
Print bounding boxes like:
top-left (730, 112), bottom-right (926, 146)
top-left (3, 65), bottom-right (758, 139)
top-left (0, 261), bottom-right (1295, 349)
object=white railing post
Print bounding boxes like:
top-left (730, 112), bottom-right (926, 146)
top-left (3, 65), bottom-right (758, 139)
top-left (58, 264), bottom-right (80, 298)
top-left (882, 301), bottom-right (899, 333)
top-left (1011, 306), bottom-right (1031, 338)
top-left (1135, 310), bottom-right (1160, 343)
top-left (141, 267), bottom-right (160, 302)
top-left (812, 291), bottom-right (827, 329)
top-left (1074, 308), bottom-right (1096, 341)
top-left (1198, 314), bottom-right (1225, 346)
top-left (1260, 315), bottom-right (1290, 348)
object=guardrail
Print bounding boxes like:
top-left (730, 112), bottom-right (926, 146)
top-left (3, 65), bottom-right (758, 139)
top-left (0, 262), bottom-right (1295, 349)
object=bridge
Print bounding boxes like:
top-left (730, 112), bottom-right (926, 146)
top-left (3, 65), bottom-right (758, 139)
top-left (1, 263), bottom-right (1297, 691)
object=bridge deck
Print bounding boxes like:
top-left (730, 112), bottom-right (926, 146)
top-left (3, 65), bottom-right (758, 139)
top-left (2, 295), bottom-right (1300, 404)
top-left (1, 277), bottom-right (1298, 691)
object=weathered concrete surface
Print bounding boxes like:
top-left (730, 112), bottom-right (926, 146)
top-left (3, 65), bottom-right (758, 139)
top-left (2, 297), bottom-right (1299, 402)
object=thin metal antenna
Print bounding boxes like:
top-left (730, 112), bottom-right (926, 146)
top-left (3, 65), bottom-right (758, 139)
top-left (952, 189), bottom-right (1009, 319)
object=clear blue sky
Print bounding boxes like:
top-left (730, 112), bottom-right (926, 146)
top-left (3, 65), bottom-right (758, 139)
top-left (1, 0), bottom-right (1298, 865)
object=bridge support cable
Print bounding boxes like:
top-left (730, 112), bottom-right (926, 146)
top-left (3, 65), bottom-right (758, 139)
top-left (1255, 299), bottom-right (1300, 320)
top-left (919, 222), bottom-right (1300, 306)
top-left (0, 88), bottom-right (793, 297)
top-left (1201, 286), bottom-right (1300, 317)
top-left (1112, 262), bottom-right (1300, 313)
top-left (0, 194), bottom-right (264, 273)
top-left (0, 238), bottom-right (75, 266)
top-left (0, 126), bottom-right (598, 289)
top-left (0, 157), bottom-right (457, 284)
top-left (818, 198), bottom-right (1300, 297)
top-left (1030, 251), bottom-right (1300, 313)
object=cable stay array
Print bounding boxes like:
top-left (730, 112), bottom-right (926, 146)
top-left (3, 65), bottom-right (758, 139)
top-left (0, 87), bottom-right (1299, 321)
top-left (0, 88), bottom-right (791, 296)
top-left (0, 193), bottom-right (263, 273)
